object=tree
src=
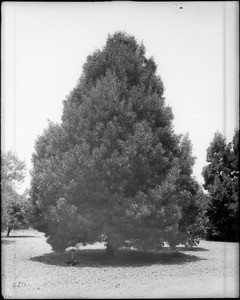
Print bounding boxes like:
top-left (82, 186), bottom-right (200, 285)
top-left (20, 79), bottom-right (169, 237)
top-left (202, 130), bottom-right (239, 241)
top-left (31, 32), bottom-right (201, 253)
top-left (185, 188), bottom-right (211, 244)
top-left (1, 151), bottom-right (31, 236)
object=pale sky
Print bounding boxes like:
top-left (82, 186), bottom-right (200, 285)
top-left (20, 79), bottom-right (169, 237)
top-left (1, 2), bottom-right (239, 192)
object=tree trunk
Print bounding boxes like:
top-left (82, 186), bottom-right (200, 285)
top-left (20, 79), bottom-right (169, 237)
top-left (6, 226), bottom-right (12, 237)
top-left (106, 241), bottom-right (116, 258)
top-left (170, 245), bottom-right (177, 253)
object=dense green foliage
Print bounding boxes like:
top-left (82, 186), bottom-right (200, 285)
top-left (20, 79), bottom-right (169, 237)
top-left (1, 151), bottom-right (31, 236)
top-left (202, 130), bottom-right (239, 242)
top-left (31, 32), bottom-right (202, 252)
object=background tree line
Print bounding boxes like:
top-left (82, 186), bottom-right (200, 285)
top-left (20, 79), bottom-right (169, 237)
top-left (1, 151), bottom-right (32, 236)
top-left (202, 129), bottom-right (239, 242)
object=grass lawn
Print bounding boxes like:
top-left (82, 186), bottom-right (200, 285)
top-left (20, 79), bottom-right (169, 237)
top-left (1, 229), bottom-right (239, 298)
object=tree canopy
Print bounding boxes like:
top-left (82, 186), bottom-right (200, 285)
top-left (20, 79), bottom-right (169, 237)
top-left (202, 129), bottom-right (239, 241)
top-left (30, 32), bottom-right (202, 252)
top-left (1, 151), bottom-right (31, 236)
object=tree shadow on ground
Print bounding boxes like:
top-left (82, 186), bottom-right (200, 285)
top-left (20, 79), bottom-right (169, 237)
top-left (2, 235), bottom-right (41, 238)
top-left (1, 239), bottom-right (16, 245)
top-left (175, 246), bottom-right (209, 252)
top-left (31, 248), bottom-right (206, 268)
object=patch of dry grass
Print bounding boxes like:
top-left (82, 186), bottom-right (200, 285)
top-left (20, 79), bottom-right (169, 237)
top-left (1, 229), bottom-right (239, 298)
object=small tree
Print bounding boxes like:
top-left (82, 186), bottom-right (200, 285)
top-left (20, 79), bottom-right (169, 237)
top-left (31, 32), bottom-right (202, 253)
top-left (1, 151), bottom-right (31, 236)
top-left (185, 188), bottom-right (211, 245)
top-left (202, 130), bottom-right (239, 241)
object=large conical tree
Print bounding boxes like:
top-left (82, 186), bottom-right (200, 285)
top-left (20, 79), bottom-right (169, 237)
top-left (31, 32), bottom-right (200, 253)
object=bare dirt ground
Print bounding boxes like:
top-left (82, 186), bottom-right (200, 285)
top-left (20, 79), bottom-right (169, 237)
top-left (1, 229), bottom-right (239, 298)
